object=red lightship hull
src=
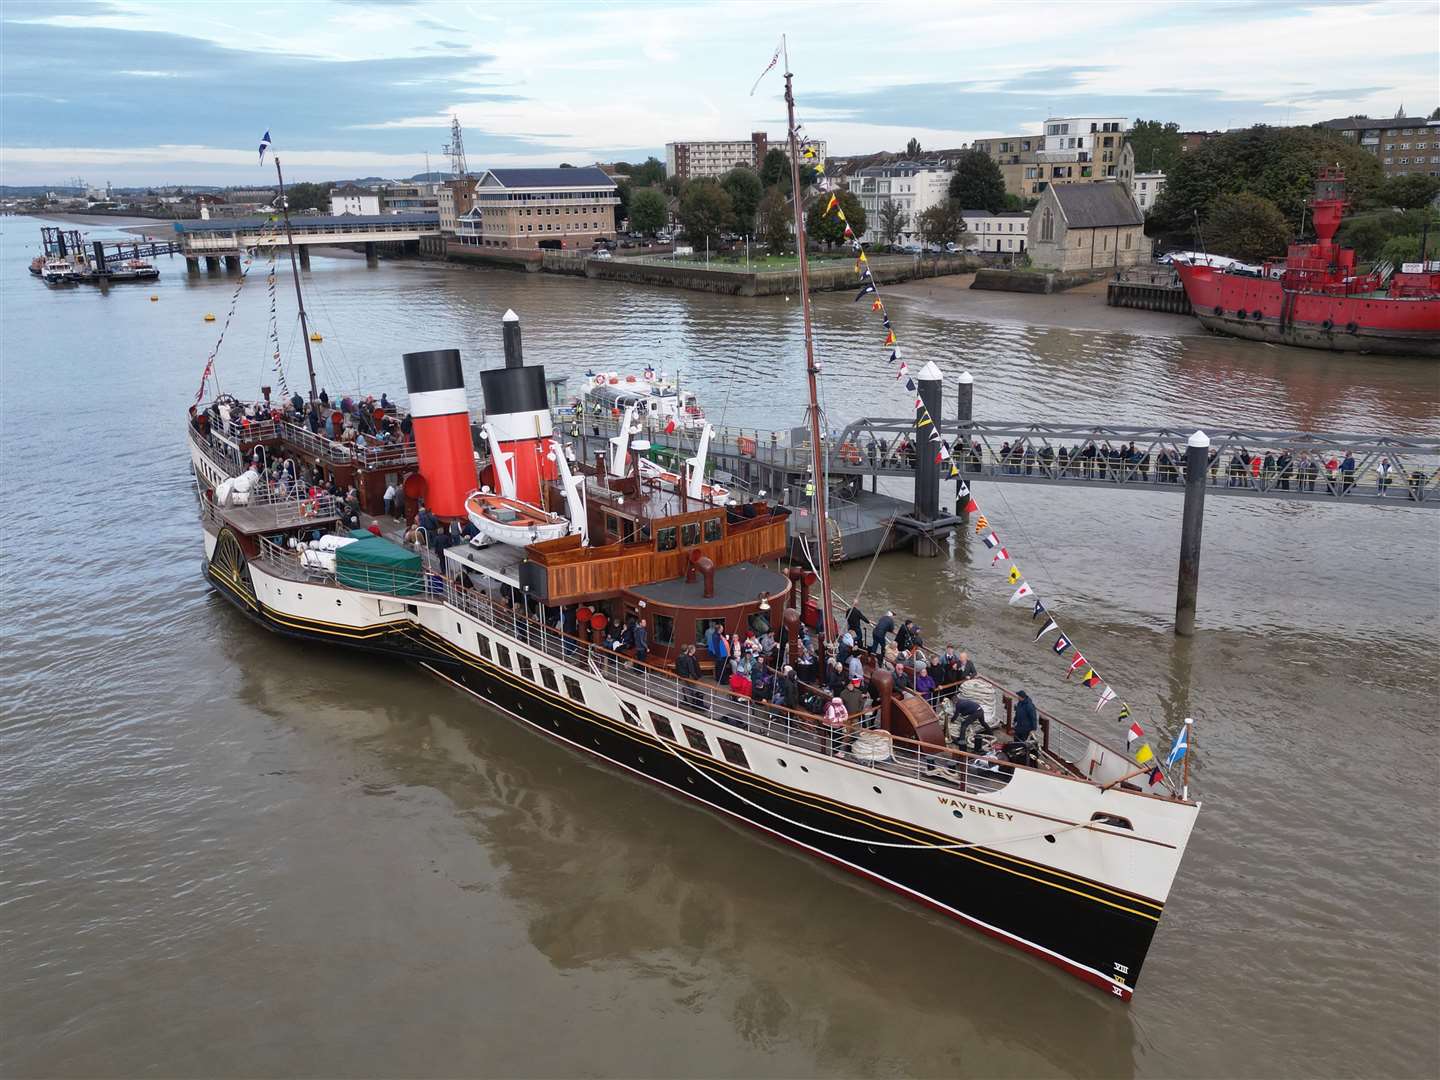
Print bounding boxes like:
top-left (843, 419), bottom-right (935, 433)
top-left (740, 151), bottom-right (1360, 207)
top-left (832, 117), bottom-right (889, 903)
top-left (1177, 264), bottom-right (1440, 357)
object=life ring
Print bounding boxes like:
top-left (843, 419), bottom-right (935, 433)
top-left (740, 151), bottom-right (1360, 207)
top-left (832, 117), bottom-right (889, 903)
top-left (1213, 305), bottom-right (1223, 316)
top-left (299, 499), bottom-right (318, 519)
top-left (1321, 319), bottom-right (1333, 331)
top-left (593, 374), bottom-right (605, 386)
top-left (839, 442), bottom-right (862, 465)
top-left (1236, 309), bottom-right (1247, 320)
top-left (1252, 309), bottom-right (1263, 320)
top-left (1345, 322), bottom-right (1358, 334)
top-left (643, 368), bottom-right (655, 381)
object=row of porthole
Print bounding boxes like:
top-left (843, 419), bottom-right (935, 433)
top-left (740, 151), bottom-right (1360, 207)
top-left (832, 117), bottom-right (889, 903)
top-left (1214, 304), bottom-right (1360, 333)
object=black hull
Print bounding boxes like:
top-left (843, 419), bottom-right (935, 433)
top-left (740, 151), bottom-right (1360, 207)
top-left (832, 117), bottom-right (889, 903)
top-left (1194, 313), bottom-right (1440, 357)
top-left (206, 565), bottom-right (1161, 1000)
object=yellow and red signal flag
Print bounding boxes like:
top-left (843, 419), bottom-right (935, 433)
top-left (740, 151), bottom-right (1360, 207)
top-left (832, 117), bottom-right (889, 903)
top-left (823, 193), bottom-right (839, 215)
top-left (884, 329), bottom-right (896, 346)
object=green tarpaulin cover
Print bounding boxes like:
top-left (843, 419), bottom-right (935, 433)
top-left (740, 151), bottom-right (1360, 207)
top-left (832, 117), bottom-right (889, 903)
top-left (334, 535), bottom-right (423, 596)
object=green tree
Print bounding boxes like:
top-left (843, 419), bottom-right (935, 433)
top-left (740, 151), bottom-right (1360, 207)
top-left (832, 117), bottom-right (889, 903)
top-left (1126, 120), bottom-right (1184, 175)
top-left (283, 181), bottom-right (327, 212)
top-left (1202, 192), bottom-right (1291, 262)
top-left (760, 147), bottom-right (792, 193)
top-left (677, 178), bottom-right (733, 249)
top-left (905, 137), bottom-right (922, 157)
top-left (805, 189), bottom-right (866, 249)
top-left (1380, 173), bottom-right (1440, 209)
top-left (877, 198), bottom-right (909, 247)
top-left (758, 188), bottom-right (792, 254)
top-left (613, 178), bottom-right (631, 230)
top-left (628, 187), bottom-right (668, 235)
top-left (1335, 208), bottom-right (1437, 260)
top-left (1149, 125), bottom-right (1383, 246)
top-left (721, 167), bottom-right (763, 234)
top-left (1378, 234), bottom-right (1425, 266)
top-left (617, 157), bottom-right (666, 186)
top-left (946, 150), bottom-right (1006, 212)
top-left (915, 199), bottom-right (970, 248)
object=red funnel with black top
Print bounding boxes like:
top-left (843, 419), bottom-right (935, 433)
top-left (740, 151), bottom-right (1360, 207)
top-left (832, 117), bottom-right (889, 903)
top-left (403, 348), bottom-right (477, 519)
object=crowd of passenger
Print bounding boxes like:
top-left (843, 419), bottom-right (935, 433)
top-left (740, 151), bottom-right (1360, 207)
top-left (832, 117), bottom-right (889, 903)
top-left (199, 390), bottom-right (413, 453)
top-left (862, 434), bottom-right (1434, 499)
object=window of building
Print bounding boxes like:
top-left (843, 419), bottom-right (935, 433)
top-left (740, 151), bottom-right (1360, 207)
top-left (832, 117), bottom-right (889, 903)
top-left (682, 725), bottom-right (710, 754)
top-left (495, 644), bottom-right (511, 669)
top-left (650, 712), bottom-right (677, 740)
top-left (1040, 207), bottom-right (1054, 242)
top-left (702, 516), bottom-right (723, 542)
top-left (540, 665), bottom-right (559, 692)
top-left (518, 654), bottom-right (535, 681)
top-left (1125, 233), bottom-right (1133, 249)
top-left (656, 526), bottom-right (677, 552)
top-left (476, 632), bottom-right (492, 660)
top-left (563, 675), bottom-right (585, 703)
top-left (1102, 233), bottom-right (1109, 250)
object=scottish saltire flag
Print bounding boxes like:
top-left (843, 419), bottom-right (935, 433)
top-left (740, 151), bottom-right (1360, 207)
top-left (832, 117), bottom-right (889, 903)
top-left (258, 130), bottom-right (272, 165)
top-left (1165, 723), bottom-right (1190, 768)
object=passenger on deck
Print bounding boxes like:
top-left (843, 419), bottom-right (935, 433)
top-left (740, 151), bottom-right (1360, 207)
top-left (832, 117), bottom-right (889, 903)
top-left (750, 661), bottom-right (774, 703)
top-left (871, 610), bottom-right (896, 654)
top-left (1012, 689), bottom-right (1040, 744)
top-left (841, 677), bottom-right (866, 719)
top-left (774, 665), bottom-right (800, 710)
top-left (821, 697), bottom-right (848, 755)
top-left (632, 619), bottom-right (649, 666)
top-left (319, 388), bottom-right (329, 406)
top-left (845, 604), bottom-right (870, 637)
top-left (846, 650), bottom-right (864, 683)
top-left (913, 664), bottom-right (936, 700)
top-left (383, 483), bottom-right (397, 517)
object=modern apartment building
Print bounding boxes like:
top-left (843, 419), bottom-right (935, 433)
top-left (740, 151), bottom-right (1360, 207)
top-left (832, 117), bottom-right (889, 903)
top-left (436, 178), bottom-right (476, 235)
top-left (664, 134), bottom-right (827, 181)
top-left (330, 185), bottom-right (381, 216)
top-left (380, 182), bottom-right (440, 215)
top-left (847, 160), bottom-right (953, 245)
top-left (462, 167), bottom-right (619, 250)
top-left (969, 135), bottom-right (1039, 199)
top-left (971, 117), bottom-right (1130, 199)
top-left (1323, 113), bottom-right (1440, 177)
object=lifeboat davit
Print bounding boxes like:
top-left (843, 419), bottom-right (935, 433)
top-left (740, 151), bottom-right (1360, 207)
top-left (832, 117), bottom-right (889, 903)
top-left (637, 457), bottom-right (730, 504)
top-left (465, 490), bottom-right (570, 547)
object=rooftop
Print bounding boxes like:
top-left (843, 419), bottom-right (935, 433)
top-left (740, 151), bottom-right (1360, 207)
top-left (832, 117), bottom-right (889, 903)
top-left (478, 167), bottom-right (617, 190)
top-left (1049, 183), bottom-right (1143, 229)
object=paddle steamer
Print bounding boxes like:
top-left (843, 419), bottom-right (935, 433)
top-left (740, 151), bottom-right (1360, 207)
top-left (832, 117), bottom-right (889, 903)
top-left (186, 72), bottom-right (1200, 1000)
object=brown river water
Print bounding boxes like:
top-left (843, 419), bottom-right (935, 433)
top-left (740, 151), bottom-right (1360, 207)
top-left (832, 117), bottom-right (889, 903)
top-left (2, 217), bottom-right (1437, 1078)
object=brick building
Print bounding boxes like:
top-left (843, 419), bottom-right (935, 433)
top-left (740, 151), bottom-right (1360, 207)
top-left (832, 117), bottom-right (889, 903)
top-left (465, 167), bottom-right (619, 250)
top-left (1322, 112), bottom-right (1440, 178)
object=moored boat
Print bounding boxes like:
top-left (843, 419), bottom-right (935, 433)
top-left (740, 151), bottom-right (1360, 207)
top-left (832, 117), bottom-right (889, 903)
top-left (1175, 168), bottom-right (1440, 356)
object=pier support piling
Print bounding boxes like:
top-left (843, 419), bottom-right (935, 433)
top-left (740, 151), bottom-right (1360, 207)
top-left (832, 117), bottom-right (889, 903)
top-left (955, 369), bottom-right (973, 521)
top-left (364, 242), bottom-right (378, 267)
top-left (298, 247), bottom-right (312, 270)
top-left (224, 254), bottom-right (241, 273)
top-left (186, 257), bottom-right (200, 274)
top-left (204, 256), bottom-right (220, 273)
top-left (1175, 430), bottom-right (1209, 637)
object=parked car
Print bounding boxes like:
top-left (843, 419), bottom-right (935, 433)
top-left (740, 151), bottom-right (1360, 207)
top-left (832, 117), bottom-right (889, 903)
top-left (592, 248), bottom-right (613, 259)
top-left (900, 243), bottom-right (923, 254)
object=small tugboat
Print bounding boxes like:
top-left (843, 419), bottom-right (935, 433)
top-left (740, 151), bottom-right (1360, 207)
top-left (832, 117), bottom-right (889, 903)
top-left (1175, 167), bottom-right (1440, 356)
top-left (39, 256), bottom-right (78, 284)
top-left (185, 85), bottom-right (1201, 1001)
top-left (584, 367), bottom-right (707, 431)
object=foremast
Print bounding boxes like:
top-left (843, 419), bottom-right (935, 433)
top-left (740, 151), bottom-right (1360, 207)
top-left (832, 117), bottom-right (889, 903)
top-left (271, 154), bottom-right (319, 403)
top-left (783, 54), bottom-right (835, 651)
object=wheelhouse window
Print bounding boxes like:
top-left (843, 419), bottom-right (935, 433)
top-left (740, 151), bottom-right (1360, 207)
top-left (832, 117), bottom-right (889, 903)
top-left (682, 725), bottom-right (711, 754)
top-left (656, 526), bottom-right (677, 552)
top-left (654, 614), bottom-right (675, 646)
top-left (702, 516), bottom-right (723, 542)
top-left (680, 522), bottom-right (700, 547)
top-left (563, 675), bottom-right (585, 703)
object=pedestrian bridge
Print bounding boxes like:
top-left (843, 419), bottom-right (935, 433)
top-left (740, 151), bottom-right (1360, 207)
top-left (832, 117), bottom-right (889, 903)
top-left (569, 413), bottom-right (1440, 508)
top-left (173, 213), bottom-right (440, 261)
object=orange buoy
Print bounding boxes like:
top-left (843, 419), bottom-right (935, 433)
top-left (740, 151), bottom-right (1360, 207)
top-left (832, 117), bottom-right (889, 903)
top-left (203, 312), bottom-right (215, 321)
top-left (150, 294), bottom-right (160, 302)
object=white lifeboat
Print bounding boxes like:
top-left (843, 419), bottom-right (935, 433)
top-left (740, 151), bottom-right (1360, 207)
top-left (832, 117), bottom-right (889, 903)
top-left (465, 490), bottom-right (570, 547)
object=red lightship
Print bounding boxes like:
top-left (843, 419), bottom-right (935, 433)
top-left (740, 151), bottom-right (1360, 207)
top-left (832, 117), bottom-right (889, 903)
top-left (1175, 168), bottom-right (1440, 357)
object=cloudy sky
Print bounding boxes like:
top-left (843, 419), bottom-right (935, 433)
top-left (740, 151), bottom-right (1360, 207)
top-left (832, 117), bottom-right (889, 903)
top-left (1, 0), bottom-right (1436, 186)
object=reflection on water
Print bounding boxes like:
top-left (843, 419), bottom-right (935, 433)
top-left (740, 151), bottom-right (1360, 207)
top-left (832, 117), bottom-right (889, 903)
top-left (1, 218), bottom-right (1436, 1078)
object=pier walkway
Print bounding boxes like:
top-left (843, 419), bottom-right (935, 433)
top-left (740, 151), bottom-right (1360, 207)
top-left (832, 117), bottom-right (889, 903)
top-left (173, 213), bottom-right (440, 270)
top-left (568, 413), bottom-right (1440, 509)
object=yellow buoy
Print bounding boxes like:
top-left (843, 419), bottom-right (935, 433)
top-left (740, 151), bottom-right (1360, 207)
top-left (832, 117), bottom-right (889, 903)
top-left (150, 294), bottom-right (159, 302)
top-left (309, 331), bottom-right (323, 342)
top-left (204, 313), bottom-right (216, 321)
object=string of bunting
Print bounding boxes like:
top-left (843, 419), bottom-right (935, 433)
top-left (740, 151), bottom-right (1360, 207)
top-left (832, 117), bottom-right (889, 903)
top-left (194, 253), bottom-right (257, 404)
top-left (264, 247), bottom-right (292, 399)
top-left (819, 193), bottom-right (1169, 789)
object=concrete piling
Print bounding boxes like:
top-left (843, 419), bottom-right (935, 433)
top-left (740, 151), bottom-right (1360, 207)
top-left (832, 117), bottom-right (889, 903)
top-left (364, 242), bottom-right (377, 267)
top-left (299, 247), bottom-right (312, 270)
top-left (955, 369), bottom-right (973, 521)
top-left (1175, 430), bottom-right (1209, 636)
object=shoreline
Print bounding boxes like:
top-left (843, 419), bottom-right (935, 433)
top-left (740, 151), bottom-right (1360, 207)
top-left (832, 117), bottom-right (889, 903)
top-left (884, 273), bottom-right (1202, 336)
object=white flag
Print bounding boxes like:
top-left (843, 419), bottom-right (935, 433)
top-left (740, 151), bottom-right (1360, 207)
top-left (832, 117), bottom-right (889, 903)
top-left (1096, 686), bottom-right (1116, 712)
top-left (1008, 581), bottom-right (1033, 604)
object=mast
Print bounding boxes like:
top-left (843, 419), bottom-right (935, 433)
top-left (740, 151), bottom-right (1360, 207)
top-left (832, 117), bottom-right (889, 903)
top-left (783, 50), bottom-right (835, 649)
top-left (273, 155), bottom-right (319, 403)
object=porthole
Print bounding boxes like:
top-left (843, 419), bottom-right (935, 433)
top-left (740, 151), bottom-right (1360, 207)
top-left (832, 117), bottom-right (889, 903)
top-left (952, 809), bottom-right (964, 819)
top-left (778, 758), bottom-right (788, 768)
top-left (686, 776), bottom-right (694, 784)
top-left (866, 846), bottom-right (876, 855)
top-left (336, 599), bottom-right (342, 606)
top-left (296, 592), bottom-right (303, 600)
top-left (637, 756), bottom-right (645, 765)
top-left (800, 765), bottom-right (809, 773)
top-left (872, 786), bottom-right (882, 795)
top-left (1044, 834), bottom-right (1056, 843)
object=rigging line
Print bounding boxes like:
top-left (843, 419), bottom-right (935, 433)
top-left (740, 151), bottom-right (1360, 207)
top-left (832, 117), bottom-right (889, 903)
top-left (586, 657), bottom-right (1086, 852)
